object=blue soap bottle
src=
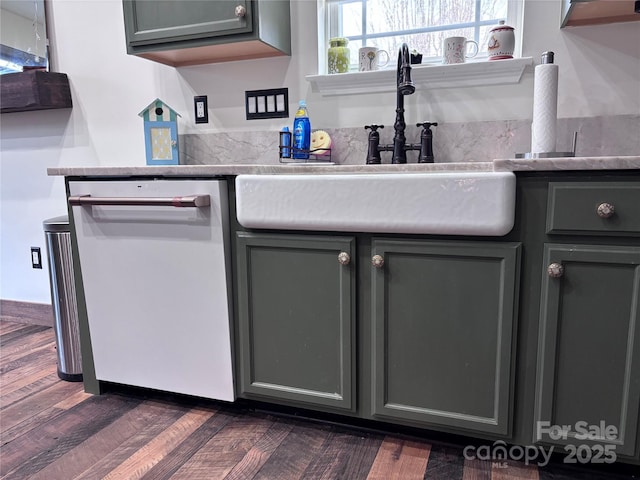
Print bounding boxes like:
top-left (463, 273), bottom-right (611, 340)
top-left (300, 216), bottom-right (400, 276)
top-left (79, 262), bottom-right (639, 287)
top-left (292, 100), bottom-right (311, 159)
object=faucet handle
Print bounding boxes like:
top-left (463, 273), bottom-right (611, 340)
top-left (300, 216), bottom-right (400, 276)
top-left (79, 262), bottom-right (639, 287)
top-left (417, 122), bottom-right (437, 164)
top-left (365, 125), bottom-right (383, 164)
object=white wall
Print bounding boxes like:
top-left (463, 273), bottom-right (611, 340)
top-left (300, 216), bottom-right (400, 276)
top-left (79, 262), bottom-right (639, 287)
top-left (1, 0), bottom-right (639, 304)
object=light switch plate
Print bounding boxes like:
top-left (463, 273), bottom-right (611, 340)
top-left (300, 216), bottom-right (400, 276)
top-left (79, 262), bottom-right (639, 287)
top-left (194, 95), bottom-right (208, 124)
top-left (245, 88), bottom-right (289, 120)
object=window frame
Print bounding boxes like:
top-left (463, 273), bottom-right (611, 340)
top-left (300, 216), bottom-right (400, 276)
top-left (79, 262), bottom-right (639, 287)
top-left (318, 0), bottom-right (524, 74)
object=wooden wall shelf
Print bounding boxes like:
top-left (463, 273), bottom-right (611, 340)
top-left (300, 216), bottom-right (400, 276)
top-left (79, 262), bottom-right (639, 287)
top-left (1, 70), bottom-right (72, 113)
top-left (562, 0), bottom-right (640, 27)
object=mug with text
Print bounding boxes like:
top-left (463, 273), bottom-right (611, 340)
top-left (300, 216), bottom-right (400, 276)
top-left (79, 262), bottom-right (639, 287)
top-left (359, 47), bottom-right (390, 71)
top-left (443, 36), bottom-right (479, 64)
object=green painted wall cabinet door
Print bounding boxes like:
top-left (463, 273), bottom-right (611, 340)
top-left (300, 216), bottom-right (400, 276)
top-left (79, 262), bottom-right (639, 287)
top-left (370, 239), bottom-right (521, 436)
top-left (122, 0), bottom-right (291, 65)
top-left (535, 244), bottom-right (640, 458)
top-left (124, 0), bottom-right (253, 46)
top-left (236, 232), bottom-right (356, 412)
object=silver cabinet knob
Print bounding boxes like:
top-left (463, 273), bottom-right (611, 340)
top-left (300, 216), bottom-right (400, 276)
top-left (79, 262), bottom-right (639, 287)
top-left (372, 254), bottom-right (384, 268)
top-left (235, 5), bottom-right (247, 17)
top-left (547, 263), bottom-right (564, 278)
top-left (338, 252), bottom-right (350, 265)
top-left (597, 202), bottom-right (615, 219)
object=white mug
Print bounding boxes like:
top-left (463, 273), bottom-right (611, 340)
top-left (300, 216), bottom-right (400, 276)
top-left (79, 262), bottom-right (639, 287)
top-left (359, 47), bottom-right (390, 71)
top-left (443, 36), bottom-right (479, 64)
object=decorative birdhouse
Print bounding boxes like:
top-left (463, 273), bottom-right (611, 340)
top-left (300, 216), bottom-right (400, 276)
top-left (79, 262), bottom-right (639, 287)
top-left (139, 99), bottom-right (181, 165)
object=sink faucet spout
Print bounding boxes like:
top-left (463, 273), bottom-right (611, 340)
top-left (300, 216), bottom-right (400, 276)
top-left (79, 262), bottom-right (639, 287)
top-left (397, 43), bottom-right (415, 95)
top-left (392, 43), bottom-right (415, 164)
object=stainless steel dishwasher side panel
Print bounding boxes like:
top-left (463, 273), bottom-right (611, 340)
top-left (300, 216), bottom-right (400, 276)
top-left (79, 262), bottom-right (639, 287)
top-left (68, 179), bottom-right (234, 401)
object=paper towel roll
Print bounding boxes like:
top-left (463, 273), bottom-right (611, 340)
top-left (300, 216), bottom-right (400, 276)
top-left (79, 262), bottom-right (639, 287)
top-left (531, 63), bottom-right (558, 154)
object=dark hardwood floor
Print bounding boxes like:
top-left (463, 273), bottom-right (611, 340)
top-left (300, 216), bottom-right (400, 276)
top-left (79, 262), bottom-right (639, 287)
top-left (1, 319), bottom-right (637, 479)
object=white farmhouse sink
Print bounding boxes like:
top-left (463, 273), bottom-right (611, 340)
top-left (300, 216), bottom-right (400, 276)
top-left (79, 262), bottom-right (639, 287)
top-left (235, 172), bottom-right (516, 236)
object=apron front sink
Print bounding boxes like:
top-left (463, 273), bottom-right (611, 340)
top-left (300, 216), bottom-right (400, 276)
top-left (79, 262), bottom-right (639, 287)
top-left (235, 172), bottom-right (516, 236)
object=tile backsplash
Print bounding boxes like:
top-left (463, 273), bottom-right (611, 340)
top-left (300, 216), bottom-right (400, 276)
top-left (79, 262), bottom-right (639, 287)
top-left (181, 114), bottom-right (639, 166)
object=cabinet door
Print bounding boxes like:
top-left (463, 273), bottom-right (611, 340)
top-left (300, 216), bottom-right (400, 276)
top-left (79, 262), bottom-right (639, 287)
top-left (371, 239), bottom-right (520, 436)
top-left (236, 232), bottom-right (356, 411)
top-left (535, 244), bottom-right (640, 458)
top-left (124, 0), bottom-right (252, 46)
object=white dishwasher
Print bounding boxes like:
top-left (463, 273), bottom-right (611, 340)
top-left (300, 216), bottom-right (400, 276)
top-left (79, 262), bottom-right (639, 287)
top-left (69, 179), bottom-right (234, 401)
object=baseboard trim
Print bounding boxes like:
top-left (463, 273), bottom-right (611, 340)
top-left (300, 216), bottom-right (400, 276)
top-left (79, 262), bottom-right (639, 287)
top-left (0, 299), bottom-right (53, 327)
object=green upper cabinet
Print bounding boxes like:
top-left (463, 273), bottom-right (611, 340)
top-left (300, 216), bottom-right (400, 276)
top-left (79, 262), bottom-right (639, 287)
top-left (235, 232), bottom-right (356, 412)
top-left (535, 243), bottom-right (640, 458)
top-left (370, 239), bottom-right (521, 436)
top-left (124, 1), bottom-right (252, 46)
top-left (122, 0), bottom-right (291, 66)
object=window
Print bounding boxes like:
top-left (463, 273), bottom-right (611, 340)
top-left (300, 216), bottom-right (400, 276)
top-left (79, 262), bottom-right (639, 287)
top-left (324, 0), bottom-right (521, 71)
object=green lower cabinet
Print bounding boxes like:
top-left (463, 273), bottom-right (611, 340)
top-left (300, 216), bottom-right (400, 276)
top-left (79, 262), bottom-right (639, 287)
top-left (370, 239), bottom-right (521, 436)
top-left (236, 232), bottom-right (356, 411)
top-left (535, 244), bottom-right (640, 459)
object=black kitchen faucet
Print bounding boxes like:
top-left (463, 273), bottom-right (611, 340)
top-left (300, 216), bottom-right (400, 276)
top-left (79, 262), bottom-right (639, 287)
top-left (365, 43), bottom-right (437, 164)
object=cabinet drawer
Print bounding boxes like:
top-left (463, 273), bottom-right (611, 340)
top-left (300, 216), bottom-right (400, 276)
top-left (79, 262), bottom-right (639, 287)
top-left (546, 182), bottom-right (640, 236)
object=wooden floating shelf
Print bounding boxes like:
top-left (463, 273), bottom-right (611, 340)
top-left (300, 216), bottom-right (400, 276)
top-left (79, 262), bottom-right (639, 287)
top-left (1, 70), bottom-right (72, 114)
top-left (562, 0), bottom-right (640, 27)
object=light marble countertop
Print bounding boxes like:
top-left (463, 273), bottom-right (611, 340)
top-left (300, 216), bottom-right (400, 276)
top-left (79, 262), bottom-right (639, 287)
top-left (47, 156), bottom-right (640, 177)
top-left (493, 156), bottom-right (640, 172)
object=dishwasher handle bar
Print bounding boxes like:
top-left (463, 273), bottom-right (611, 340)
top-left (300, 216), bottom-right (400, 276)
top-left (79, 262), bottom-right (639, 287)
top-left (68, 194), bottom-right (210, 208)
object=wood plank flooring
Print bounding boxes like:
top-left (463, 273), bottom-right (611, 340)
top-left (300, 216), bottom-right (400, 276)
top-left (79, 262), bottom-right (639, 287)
top-left (1, 319), bottom-right (638, 480)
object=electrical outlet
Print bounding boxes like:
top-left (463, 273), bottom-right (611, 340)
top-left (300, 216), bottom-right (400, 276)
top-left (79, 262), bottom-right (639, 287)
top-left (194, 95), bottom-right (208, 124)
top-left (31, 247), bottom-right (42, 269)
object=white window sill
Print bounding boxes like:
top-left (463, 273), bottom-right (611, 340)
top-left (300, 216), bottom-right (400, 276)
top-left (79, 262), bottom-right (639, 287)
top-left (306, 57), bottom-right (533, 96)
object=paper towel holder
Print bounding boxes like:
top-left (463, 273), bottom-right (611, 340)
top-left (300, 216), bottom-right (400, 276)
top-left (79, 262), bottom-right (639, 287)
top-left (516, 131), bottom-right (578, 159)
